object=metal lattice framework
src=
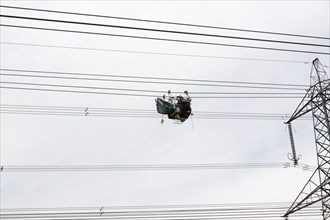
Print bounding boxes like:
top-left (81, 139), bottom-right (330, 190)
top-left (284, 58), bottom-right (330, 219)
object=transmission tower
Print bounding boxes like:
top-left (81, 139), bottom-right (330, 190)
top-left (284, 58), bottom-right (330, 219)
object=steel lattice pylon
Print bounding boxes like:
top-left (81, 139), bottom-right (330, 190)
top-left (284, 58), bottom-right (330, 219)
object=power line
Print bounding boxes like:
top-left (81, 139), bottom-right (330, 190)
top-left (1, 202), bottom-right (322, 220)
top-left (0, 212), bottom-right (322, 220)
top-left (0, 111), bottom-right (312, 120)
top-left (0, 68), bottom-right (308, 97)
top-left (0, 68), bottom-right (308, 89)
top-left (0, 42), bottom-right (313, 65)
top-left (0, 77), bottom-right (307, 92)
top-left (1, 24), bottom-right (329, 55)
top-left (0, 202), bottom-right (314, 212)
top-left (0, 204), bottom-right (322, 220)
top-left (0, 202), bottom-right (321, 211)
top-left (0, 86), bottom-right (155, 97)
top-left (0, 104), bottom-right (157, 112)
top-left (0, 104), bottom-right (313, 120)
top-left (0, 86), bottom-right (305, 98)
top-left (2, 14), bottom-right (329, 48)
top-left (0, 84), bottom-right (305, 98)
top-left (0, 81), bottom-right (307, 95)
top-left (1, 5), bottom-right (329, 40)
top-left (0, 162), bottom-right (312, 172)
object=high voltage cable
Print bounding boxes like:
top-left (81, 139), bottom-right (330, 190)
top-left (0, 104), bottom-right (157, 112)
top-left (0, 204), bottom-right (321, 213)
top-left (0, 69), bottom-right (308, 97)
top-left (0, 42), bottom-right (314, 65)
top-left (0, 212), bottom-right (322, 220)
top-left (0, 84), bottom-right (306, 94)
top-left (0, 111), bottom-right (312, 120)
top-left (1, 24), bottom-right (329, 55)
top-left (2, 14), bottom-right (329, 49)
top-left (0, 104), bottom-right (313, 120)
top-left (0, 68), bottom-right (308, 87)
top-left (0, 85), bottom-right (305, 98)
top-left (0, 202), bottom-right (316, 212)
top-left (0, 214), bottom-right (322, 220)
top-left (1, 206), bottom-right (321, 213)
top-left (0, 86), bottom-right (301, 99)
top-left (0, 81), bottom-right (307, 96)
top-left (0, 68), bottom-right (308, 89)
top-left (1, 202), bottom-right (322, 220)
top-left (0, 79), bottom-right (307, 92)
top-left (0, 104), bottom-right (301, 114)
top-left (0, 86), bottom-right (156, 97)
top-left (0, 162), bottom-right (315, 172)
top-left (1, 5), bottom-right (329, 40)
top-left (0, 87), bottom-right (305, 98)
top-left (0, 207), bottom-right (322, 220)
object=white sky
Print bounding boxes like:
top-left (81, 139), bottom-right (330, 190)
top-left (0, 0), bottom-right (329, 219)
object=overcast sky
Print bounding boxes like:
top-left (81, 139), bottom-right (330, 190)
top-left (0, 0), bottom-right (329, 219)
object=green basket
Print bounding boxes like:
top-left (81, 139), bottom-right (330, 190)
top-left (155, 98), bottom-right (175, 114)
